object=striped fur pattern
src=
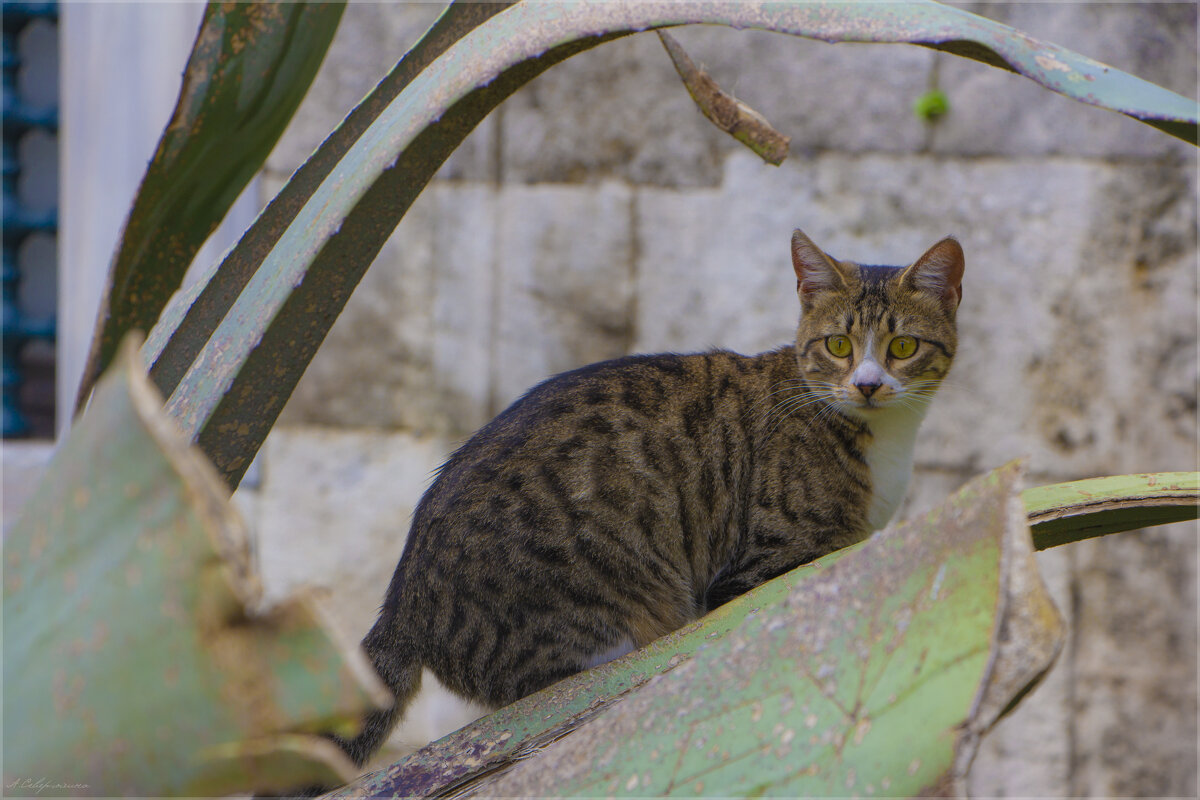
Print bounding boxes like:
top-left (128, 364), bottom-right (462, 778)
top-left (339, 229), bottom-right (964, 766)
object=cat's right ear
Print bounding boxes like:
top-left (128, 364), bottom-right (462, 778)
top-left (900, 236), bottom-right (965, 314)
top-left (791, 229), bottom-right (848, 305)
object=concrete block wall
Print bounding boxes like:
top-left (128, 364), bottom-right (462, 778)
top-left (246, 2), bottom-right (1195, 792)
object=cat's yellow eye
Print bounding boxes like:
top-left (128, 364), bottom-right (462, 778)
top-left (889, 335), bottom-right (918, 359)
top-left (825, 335), bottom-right (852, 358)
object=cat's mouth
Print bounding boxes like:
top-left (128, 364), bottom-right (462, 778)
top-left (854, 397), bottom-right (891, 412)
top-left (835, 391), bottom-right (899, 414)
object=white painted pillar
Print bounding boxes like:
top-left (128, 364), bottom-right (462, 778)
top-left (58, 2), bottom-right (259, 436)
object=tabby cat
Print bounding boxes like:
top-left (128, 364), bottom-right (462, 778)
top-left (339, 228), bottom-right (964, 766)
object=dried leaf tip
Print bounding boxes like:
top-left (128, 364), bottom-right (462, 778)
top-left (657, 30), bottom-right (790, 166)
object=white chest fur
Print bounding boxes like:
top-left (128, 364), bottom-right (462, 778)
top-left (858, 400), bottom-right (929, 532)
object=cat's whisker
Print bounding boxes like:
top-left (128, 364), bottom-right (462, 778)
top-left (800, 401), bottom-right (848, 439)
top-left (748, 383), bottom-right (835, 417)
top-left (793, 393), bottom-right (848, 437)
top-left (746, 395), bottom-right (810, 430)
top-left (758, 395), bottom-right (826, 437)
top-left (742, 379), bottom-right (826, 421)
top-left (760, 392), bottom-right (835, 441)
top-left (743, 384), bottom-right (801, 423)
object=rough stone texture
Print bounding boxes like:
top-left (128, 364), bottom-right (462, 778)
top-left (1025, 162), bottom-right (1198, 478)
top-left (492, 181), bottom-right (637, 409)
top-left (499, 32), bottom-right (725, 188)
top-left (275, 173), bottom-right (434, 433)
top-left (663, 26), bottom-right (935, 158)
top-left (253, 427), bottom-right (440, 625)
top-left (269, 3), bottom-right (457, 177)
top-left (426, 184), bottom-right (501, 433)
top-left (277, 182), bottom-right (500, 437)
top-left (264, 1), bottom-right (496, 184)
top-left (226, 3), bottom-right (1199, 795)
top-left (501, 26), bottom-right (932, 187)
top-left (1069, 522), bottom-right (1199, 797)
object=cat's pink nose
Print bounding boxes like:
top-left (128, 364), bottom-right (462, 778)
top-left (856, 380), bottom-right (881, 398)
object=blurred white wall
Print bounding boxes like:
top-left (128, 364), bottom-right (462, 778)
top-left (58, 2), bottom-right (259, 434)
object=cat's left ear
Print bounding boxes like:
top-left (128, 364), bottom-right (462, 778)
top-left (791, 229), bottom-right (851, 305)
top-left (900, 236), bottom-right (964, 313)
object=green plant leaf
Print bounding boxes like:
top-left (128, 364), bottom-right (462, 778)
top-left (913, 88), bottom-right (951, 121)
top-left (141, 0), bottom-right (1198, 489)
top-left (332, 462), bottom-right (1062, 797)
top-left (74, 1), bottom-right (346, 412)
top-left (141, 1), bottom-right (516, 401)
top-left (1023, 472), bottom-right (1199, 549)
top-left (3, 336), bottom-right (388, 796)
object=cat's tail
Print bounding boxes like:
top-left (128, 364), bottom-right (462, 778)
top-left (334, 616), bottom-right (423, 768)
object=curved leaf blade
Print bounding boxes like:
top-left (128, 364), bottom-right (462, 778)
top-left (142, 1), bottom-right (516, 401)
top-left (148, 0), bottom-right (1198, 486)
top-left (4, 336), bottom-right (388, 796)
top-left (1023, 472), bottom-right (1199, 549)
top-left (75, 1), bottom-right (346, 411)
top-left (334, 462), bottom-right (1063, 797)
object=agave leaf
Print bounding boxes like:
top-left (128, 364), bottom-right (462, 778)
top-left (3, 336), bottom-right (389, 796)
top-left (74, 1), bottom-right (346, 412)
top-left (1023, 472), bottom-right (1199, 549)
top-left (141, 0), bottom-right (1198, 488)
top-left (141, 1), bottom-right (517, 401)
top-left (332, 461), bottom-right (1061, 798)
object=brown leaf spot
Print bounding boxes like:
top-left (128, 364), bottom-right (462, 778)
top-left (1035, 53), bottom-right (1071, 73)
top-left (853, 716), bottom-right (872, 745)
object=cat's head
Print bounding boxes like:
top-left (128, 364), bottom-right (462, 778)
top-left (790, 229), bottom-right (964, 418)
